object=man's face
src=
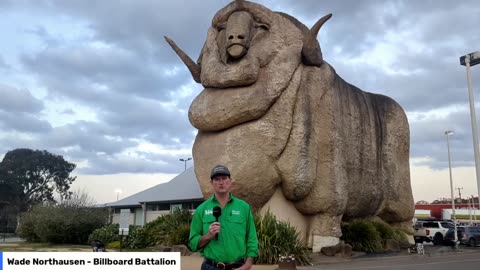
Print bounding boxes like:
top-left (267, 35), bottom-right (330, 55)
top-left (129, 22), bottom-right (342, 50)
top-left (211, 174), bottom-right (232, 194)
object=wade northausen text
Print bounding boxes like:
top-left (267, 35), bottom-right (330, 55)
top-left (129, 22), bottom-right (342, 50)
top-left (7, 258), bottom-right (177, 266)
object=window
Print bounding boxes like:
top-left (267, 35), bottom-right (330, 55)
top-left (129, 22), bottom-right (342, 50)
top-left (113, 208), bottom-right (132, 214)
top-left (158, 204), bottom-right (170, 211)
top-left (424, 222), bottom-right (439, 228)
top-left (146, 204), bottom-right (157, 211)
top-left (170, 204), bottom-right (182, 211)
top-left (469, 227), bottom-right (479, 232)
top-left (146, 204), bottom-right (170, 211)
top-left (182, 202), bottom-right (193, 210)
top-left (441, 222), bottom-right (454, 228)
top-left (193, 201), bottom-right (203, 208)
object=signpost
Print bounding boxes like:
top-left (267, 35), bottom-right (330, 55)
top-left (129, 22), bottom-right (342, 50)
top-left (119, 209), bottom-right (130, 251)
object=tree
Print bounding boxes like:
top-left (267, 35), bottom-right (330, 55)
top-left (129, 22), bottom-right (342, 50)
top-left (0, 149), bottom-right (76, 212)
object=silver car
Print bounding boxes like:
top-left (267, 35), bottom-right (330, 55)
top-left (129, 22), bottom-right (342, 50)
top-left (445, 226), bottom-right (480, 246)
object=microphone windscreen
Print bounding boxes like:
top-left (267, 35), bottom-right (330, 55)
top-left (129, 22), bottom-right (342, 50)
top-left (213, 206), bottom-right (221, 219)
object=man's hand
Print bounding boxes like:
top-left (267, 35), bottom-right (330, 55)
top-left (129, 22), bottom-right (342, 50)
top-left (198, 222), bottom-right (221, 249)
top-left (206, 222), bottom-right (221, 240)
top-left (233, 264), bottom-right (252, 270)
top-left (234, 257), bottom-right (253, 270)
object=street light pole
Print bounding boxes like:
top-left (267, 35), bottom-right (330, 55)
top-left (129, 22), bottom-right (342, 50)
top-left (179, 157), bottom-right (192, 171)
top-left (445, 130), bottom-right (458, 245)
top-left (460, 51), bottom-right (480, 206)
top-left (115, 189), bottom-right (122, 201)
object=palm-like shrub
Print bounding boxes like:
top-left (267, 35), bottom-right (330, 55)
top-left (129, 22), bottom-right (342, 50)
top-left (254, 211), bottom-right (310, 265)
top-left (144, 208), bottom-right (192, 247)
top-left (371, 220), bottom-right (406, 244)
top-left (341, 220), bottom-right (384, 253)
top-left (167, 223), bottom-right (191, 246)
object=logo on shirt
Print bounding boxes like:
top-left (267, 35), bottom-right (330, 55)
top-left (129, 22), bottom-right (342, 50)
top-left (205, 210), bottom-right (213, 215)
top-left (231, 210), bottom-right (240, 215)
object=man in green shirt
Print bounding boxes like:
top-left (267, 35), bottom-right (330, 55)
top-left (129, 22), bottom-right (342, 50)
top-left (189, 165), bottom-right (259, 270)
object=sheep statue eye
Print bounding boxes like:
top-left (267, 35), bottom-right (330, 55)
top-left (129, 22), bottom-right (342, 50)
top-left (217, 24), bottom-right (226, 32)
top-left (255, 23), bottom-right (269, 31)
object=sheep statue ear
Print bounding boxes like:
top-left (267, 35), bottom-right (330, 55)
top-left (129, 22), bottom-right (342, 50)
top-left (302, 14), bottom-right (332, 67)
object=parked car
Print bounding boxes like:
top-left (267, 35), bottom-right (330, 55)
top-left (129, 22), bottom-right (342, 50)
top-left (414, 220), bottom-right (455, 245)
top-left (445, 226), bottom-right (480, 246)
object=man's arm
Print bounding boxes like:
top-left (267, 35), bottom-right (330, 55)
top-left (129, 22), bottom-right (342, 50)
top-left (189, 208), bottom-right (219, 251)
top-left (241, 257), bottom-right (254, 269)
top-left (188, 210), bottom-right (203, 251)
top-left (197, 222), bottom-right (219, 249)
top-left (197, 233), bottom-right (212, 249)
top-left (245, 207), bottom-right (259, 258)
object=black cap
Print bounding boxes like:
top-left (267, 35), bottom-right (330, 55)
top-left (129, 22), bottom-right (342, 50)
top-left (210, 164), bottom-right (231, 179)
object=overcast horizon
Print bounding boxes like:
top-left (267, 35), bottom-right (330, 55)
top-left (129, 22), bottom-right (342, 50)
top-left (1, 0), bottom-right (480, 204)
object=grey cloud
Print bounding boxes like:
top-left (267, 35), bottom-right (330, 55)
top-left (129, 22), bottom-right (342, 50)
top-left (15, 0), bottom-right (225, 66)
top-left (0, 0), bottom-right (13, 9)
top-left (0, 84), bottom-right (44, 113)
top-left (20, 39), bottom-right (199, 149)
top-left (0, 111), bottom-right (51, 133)
top-left (79, 152), bottom-right (188, 175)
top-left (101, 96), bottom-right (195, 142)
top-left (0, 135), bottom-right (41, 155)
top-left (21, 45), bottom-right (191, 101)
top-left (0, 56), bottom-right (9, 69)
top-left (62, 108), bottom-right (75, 115)
top-left (410, 108), bottom-right (478, 169)
top-left (37, 123), bottom-right (138, 155)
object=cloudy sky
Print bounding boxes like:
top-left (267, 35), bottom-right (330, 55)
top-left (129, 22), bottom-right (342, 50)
top-left (1, 0), bottom-right (479, 204)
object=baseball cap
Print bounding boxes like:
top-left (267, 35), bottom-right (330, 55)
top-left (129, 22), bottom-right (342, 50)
top-left (210, 164), bottom-right (231, 179)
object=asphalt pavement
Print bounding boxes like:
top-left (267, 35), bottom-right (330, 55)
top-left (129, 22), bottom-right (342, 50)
top-left (300, 246), bottom-right (480, 270)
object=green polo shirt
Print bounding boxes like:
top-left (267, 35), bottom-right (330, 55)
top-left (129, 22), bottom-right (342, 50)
top-left (189, 193), bottom-right (259, 262)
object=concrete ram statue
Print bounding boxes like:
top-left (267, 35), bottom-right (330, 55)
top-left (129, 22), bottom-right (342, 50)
top-left (165, 0), bottom-right (414, 251)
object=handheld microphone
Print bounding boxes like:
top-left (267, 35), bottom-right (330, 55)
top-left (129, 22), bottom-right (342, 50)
top-left (212, 206), bottom-right (222, 240)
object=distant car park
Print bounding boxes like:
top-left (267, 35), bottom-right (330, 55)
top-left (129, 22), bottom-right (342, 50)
top-left (414, 220), bottom-right (454, 245)
top-left (445, 226), bottom-right (480, 247)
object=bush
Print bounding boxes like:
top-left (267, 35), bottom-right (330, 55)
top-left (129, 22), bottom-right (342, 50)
top-left (17, 211), bottom-right (40, 242)
top-left (255, 211), bottom-right (310, 266)
top-left (144, 208), bottom-right (192, 247)
top-left (341, 220), bottom-right (383, 253)
top-left (89, 225), bottom-right (149, 249)
top-left (124, 226), bottom-right (148, 249)
top-left (88, 224), bottom-right (120, 244)
top-left (391, 228), bottom-right (407, 242)
top-left (168, 223), bottom-right (190, 246)
top-left (371, 220), bottom-right (407, 244)
top-left (89, 208), bottom-right (191, 250)
top-left (18, 199), bottom-right (108, 244)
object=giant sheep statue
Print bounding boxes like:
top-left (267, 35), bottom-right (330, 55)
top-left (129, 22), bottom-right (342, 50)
top-left (165, 0), bottom-right (414, 251)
